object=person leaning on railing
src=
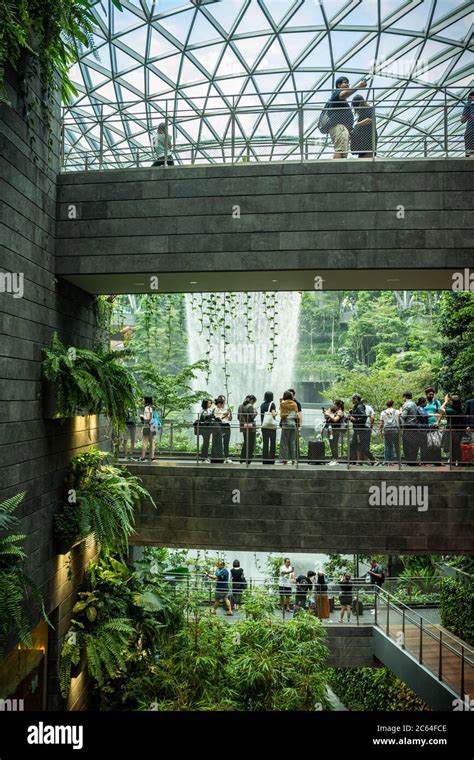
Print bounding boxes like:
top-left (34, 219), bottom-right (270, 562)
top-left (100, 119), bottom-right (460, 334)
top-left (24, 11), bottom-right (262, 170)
top-left (325, 75), bottom-right (368, 159)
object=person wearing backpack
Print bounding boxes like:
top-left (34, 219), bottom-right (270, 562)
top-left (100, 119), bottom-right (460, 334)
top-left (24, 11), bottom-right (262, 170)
top-left (400, 392), bottom-right (419, 465)
top-left (279, 391), bottom-right (299, 464)
top-left (415, 397), bottom-right (430, 464)
top-left (379, 400), bottom-right (400, 465)
top-left (238, 394), bottom-right (257, 464)
top-left (140, 396), bottom-right (156, 461)
top-left (319, 75), bottom-right (368, 159)
top-left (260, 391), bottom-right (278, 464)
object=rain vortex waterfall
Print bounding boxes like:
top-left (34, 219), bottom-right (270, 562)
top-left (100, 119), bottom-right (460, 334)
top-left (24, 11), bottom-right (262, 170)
top-left (185, 292), bottom-right (301, 410)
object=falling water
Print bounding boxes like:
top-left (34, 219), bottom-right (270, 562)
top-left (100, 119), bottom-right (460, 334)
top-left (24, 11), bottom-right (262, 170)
top-left (185, 292), bottom-right (301, 410)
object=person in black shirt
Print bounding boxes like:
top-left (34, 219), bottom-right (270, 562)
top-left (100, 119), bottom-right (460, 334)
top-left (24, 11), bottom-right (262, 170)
top-left (230, 559), bottom-right (246, 611)
top-left (349, 393), bottom-right (367, 464)
top-left (350, 94), bottom-right (377, 158)
top-left (339, 572), bottom-right (353, 623)
top-left (294, 571), bottom-right (315, 612)
top-left (326, 75), bottom-right (368, 158)
top-left (260, 391), bottom-right (277, 464)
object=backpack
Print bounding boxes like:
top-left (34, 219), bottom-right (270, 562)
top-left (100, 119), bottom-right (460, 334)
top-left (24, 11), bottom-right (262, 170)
top-left (318, 104), bottom-right (332, 134)
top-left (379, 570), bottom-right (385, 584)
top-left (150, 409), bottom-right (161, 434)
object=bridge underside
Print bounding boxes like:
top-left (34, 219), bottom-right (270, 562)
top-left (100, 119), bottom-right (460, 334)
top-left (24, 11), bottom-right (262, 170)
top-left (129, 464), bottom-right (473, 555)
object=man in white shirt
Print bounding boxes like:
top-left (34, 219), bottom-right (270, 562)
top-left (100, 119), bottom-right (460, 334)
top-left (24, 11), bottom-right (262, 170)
top-left (361, 398), bottom-right (376, 464)
top-left (279, 558), bottom-right (295, 613)
top-left (152, 122), bottom-right (174, 167)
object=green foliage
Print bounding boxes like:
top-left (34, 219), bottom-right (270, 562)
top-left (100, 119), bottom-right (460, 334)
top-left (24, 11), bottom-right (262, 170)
top-left (42, 333), bottom-right (139, 428)
top-left (60, 553), bottom-right (182, 699)
top-left (0, 492), bottom-right (49, 652)
top-left (0, 0), bottom-right (123, 106)
top-left (328, 667), bottom-right (430, 711)
top-left (115, 595), bottom-right (331, 712)
top-left (439, 578), bottom-right (474, 646)
top-left (138, 359), bottom-right (209, 422)
top-left (53, 448), bottom-right (154, 553)
top-left (323, 554), bottom-right (355, 577)
top-left (325, 366), bottom-right (435, 412)
top-left (298, 291), bottom-right (442, 404)
top-left (437, 292), bottom-right (474, 400)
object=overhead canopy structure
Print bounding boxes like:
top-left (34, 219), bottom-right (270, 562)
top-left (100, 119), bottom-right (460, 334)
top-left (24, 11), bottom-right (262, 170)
top-left (62, 0), bottom-right (473, 165)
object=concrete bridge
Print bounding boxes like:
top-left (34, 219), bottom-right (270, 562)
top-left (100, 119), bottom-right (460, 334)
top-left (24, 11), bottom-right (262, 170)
top-left (56, 159), bottom-right (473, 294)
top-left (128, 463), bottom-right (473, 554)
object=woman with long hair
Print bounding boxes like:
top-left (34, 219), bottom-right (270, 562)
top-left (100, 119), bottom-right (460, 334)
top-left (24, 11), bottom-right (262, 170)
top-left (351, 94), bottom-right (377, 158)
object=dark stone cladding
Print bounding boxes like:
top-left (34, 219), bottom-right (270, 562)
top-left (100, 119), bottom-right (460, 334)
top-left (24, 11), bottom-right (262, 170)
top-left (55, 159), bottom-right (474, 277)
top-left (0, 62), bottom-right (106, 710)
top-left (129, 465), bottom-right (474, 554)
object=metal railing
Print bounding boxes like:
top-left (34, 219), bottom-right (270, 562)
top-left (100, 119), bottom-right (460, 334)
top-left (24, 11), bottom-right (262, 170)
top-left (157, 573), bottom-right (473, 698)
top-left (375, 587), bottom-right (474, 700)
top-left (118, 416), bottom-right (473, 469)
top-left (60, 87), bottom-right (471, 171)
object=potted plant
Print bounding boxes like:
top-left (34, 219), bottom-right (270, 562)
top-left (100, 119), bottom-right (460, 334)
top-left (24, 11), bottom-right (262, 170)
top-left (42, 333), bottom-right (139, 428)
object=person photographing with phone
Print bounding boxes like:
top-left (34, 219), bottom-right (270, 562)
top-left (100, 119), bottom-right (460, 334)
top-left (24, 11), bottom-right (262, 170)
top-left (324, 75), bottom-right (369, 158)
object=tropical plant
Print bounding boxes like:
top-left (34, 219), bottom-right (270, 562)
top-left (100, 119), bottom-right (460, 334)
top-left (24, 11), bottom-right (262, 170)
top-left (42, 332), bottom-right (139, 428)
top-left (53, 448), bottom-right (154, 553)
top-left (439, 578), bottom-right (474, 646)
top-left (138, 359), bottom-right (209, 422)
top-left (59, 553), bottom-right (184, 700)
top-left (437, 291), bottom-right (474, 400)
top-left (0, 492), bottom-right (49, 652)
top-left (328, 667), bottom-right (429, 711)
top-left (0, 0), bottom-right (123, 106)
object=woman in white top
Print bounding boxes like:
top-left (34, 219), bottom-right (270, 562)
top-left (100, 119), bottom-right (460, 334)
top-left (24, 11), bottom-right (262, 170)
top-left (152, 122), bottom-right (174, 167)
top-left (278, 557), bottom-right (295, 612)
top-left (212, 395), bottom-right (233, 463)
top-left (379, 400), bottom-right (400, 465)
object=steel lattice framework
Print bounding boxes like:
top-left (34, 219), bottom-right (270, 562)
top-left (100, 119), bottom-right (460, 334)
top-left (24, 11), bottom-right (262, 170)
top-left (62, 0), bottom-right (473, 165)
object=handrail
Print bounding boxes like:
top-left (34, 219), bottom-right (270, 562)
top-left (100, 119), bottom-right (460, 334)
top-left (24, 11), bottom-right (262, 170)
top-left (376, 587), bottom-right (474, 660)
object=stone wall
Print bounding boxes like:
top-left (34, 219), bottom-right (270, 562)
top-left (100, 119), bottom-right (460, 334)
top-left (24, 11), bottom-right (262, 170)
top-left (0, 62), bottom-right (105, 709)
top-left (130, 464), bottom-right (473, 554)
top-left (55, 159), bottom-right (473, 290)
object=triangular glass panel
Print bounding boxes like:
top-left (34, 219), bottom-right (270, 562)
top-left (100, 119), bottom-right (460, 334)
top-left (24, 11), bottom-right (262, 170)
top-left (163, 8), bottom-right (194, 45)
top-left (188, 12), bottom-right (223, 45)
top-left (115, 47), bottom-right (142, 72)
top-left (280, 32), bottom-right (318, 64)
top-left (258, 37), bottom-right (290, 71)
top-left (156, 54), bottom-right (182, 82)
top-left (192, 43), bottom-right (225, 75)
top-left (233, 35), bottom-right (271, 69)
top-left (216, 47), bottom-right (247, 77)
top-left (234, 3), bottom-right (271, 35)
top-left (149, 27), bottom-right (180, 59)
top-left (204, 0), bottom-right (243, 34)
top-left (179, 56), bottom-right (206, 85)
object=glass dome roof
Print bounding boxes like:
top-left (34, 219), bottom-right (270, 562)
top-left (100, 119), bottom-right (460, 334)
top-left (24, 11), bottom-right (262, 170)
top-left (62, 0), bottom-right (473, 165)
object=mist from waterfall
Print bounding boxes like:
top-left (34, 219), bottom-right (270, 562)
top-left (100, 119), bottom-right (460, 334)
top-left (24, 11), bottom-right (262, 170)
top-left (185, 292), bottom-right (301, 411)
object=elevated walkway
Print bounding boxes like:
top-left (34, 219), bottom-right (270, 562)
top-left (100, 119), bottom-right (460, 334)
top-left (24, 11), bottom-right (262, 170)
top-left (128, 462), bottom-right (473, 554)
top-left (55, 159), bottom-right (473, 294)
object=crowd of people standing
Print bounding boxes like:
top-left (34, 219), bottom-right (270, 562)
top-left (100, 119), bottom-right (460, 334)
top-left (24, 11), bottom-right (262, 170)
top-left (205, 557), bottom-right (384, 622)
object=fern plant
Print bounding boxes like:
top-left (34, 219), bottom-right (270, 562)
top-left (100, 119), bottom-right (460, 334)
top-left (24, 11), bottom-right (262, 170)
top-left (59, 617), bottom-right (134, 698)
top-left (42, 333), bottom-right (139, 429)
top-left (0, 492), bottom-right (49, 652)
top-left (54, 448), bottom-right (154, 553)
top-left (0, 0), bottom-right (123, 106)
